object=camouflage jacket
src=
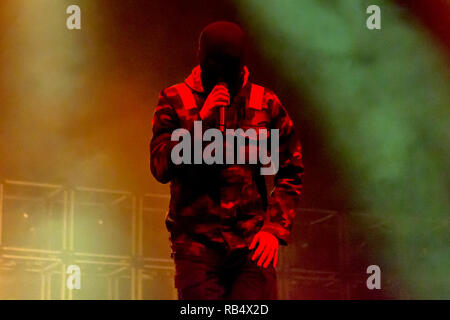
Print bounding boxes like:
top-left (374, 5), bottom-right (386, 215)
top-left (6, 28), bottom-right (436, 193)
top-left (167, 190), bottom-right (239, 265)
top-left (150, 65), bottom-right (304, 252)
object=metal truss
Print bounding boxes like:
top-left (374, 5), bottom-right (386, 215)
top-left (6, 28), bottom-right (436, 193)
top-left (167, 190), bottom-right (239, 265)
top-left (0, 180), bottom-right (175, 300)
top-left (0, 179), bottom-right (380, 299)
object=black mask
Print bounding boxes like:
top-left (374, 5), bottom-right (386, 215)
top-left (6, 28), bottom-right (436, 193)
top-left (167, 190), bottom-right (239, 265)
top-left (198, 21), bottom-right (246, 95)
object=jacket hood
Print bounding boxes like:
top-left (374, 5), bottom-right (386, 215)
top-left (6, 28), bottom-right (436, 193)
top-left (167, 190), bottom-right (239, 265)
top-left (184, 65), bottom-right (249, 93)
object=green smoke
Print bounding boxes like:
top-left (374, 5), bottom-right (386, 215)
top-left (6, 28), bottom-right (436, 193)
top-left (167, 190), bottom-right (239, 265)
top-left (235, 0), bottom-right (449, 298)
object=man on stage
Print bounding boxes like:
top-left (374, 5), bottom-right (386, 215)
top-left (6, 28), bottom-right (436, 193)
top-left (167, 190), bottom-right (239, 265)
top-left (150, 21), bottom-right (304, 299)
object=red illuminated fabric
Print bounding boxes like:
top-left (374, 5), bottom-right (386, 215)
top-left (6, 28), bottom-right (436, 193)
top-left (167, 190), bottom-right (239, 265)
top-left (150, 66), bottom-right (304, 250)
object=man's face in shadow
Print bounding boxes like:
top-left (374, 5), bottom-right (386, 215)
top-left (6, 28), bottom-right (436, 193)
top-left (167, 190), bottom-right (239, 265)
top-left (197, 22), bottom-right (246, 96)
top-left (200, 52), bottom-right (243, 95)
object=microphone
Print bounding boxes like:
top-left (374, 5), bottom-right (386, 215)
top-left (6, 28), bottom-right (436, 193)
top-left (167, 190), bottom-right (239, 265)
top-left (217, 81), bottom-right (228, 132)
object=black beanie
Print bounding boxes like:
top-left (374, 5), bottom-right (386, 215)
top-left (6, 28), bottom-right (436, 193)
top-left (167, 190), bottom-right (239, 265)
top-left (198, 21), bottom-right (246, 63)
top-left (198, 21), bottom-right (246, 94)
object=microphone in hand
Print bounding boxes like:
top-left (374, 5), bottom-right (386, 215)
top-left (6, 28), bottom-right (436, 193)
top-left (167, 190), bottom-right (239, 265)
top-left (217, 82), bottom-right (229, 132)
top-left (199, 81), bottom-right (230, 130)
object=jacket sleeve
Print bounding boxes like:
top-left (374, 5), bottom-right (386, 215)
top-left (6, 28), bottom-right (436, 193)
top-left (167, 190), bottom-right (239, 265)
top-left (150, 89), bottom-right (180, 184)
top-left (260, 93), bottom-right (304, 245)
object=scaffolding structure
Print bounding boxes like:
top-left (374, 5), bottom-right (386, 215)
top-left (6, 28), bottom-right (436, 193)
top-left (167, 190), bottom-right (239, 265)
top-left (0, 180), bottom-right (175, 300)
top-left (0, 179), bottom-right (381, 299)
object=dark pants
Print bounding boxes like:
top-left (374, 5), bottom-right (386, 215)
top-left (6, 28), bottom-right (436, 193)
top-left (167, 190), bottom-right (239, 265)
top-left (172, 239), bottom-right (278, 300)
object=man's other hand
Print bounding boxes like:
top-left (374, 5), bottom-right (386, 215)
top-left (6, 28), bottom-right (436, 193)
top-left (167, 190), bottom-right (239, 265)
top-left (249, 231), bottom-right (279, 268)
top-left (199, 83), bottom-right (230, 121)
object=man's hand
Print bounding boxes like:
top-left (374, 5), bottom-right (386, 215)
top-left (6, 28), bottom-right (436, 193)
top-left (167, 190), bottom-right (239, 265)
top-left (199, 83), bottom-right (230, 121)
top-left (249, 231), bottom-right (279, 268)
